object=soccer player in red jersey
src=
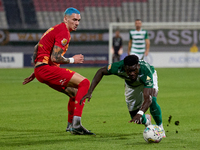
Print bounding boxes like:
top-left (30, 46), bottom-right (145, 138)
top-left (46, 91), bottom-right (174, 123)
top-left (23, 7), bottom-right (95, 135)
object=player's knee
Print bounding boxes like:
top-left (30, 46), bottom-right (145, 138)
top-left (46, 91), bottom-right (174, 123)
top-left (79, 78), bottom-right (90, 89)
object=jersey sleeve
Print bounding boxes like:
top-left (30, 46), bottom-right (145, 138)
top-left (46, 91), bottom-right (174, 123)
top-left (145, 30), bottom-right (149, 39)
top-left (106, 64), bottom-right (117, 74)
top-left (106, 61), bottom-right (123, 75)
top-left (141, 73), bottom-right (153, 88)
top-left (54, 31), bottom-right (69, 50)
top-left (129, 31), bottom-right (132, 40)
top-left (139, 63), bottom-right (154, 88)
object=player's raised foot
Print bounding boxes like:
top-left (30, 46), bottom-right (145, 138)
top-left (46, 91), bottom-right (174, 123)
top-left (145, 114), bottom-right (152, 127)
top-left (70, 125), bottom-right (95, 135)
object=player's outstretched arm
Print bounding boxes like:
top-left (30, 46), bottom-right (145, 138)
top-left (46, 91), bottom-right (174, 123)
top-left (23, 72), bottom-right (35, 85)
top-left (129, 88), bottom-right (153, 123)
top-left (23, 44), bottom-right (38, 85)
top-left (80, 66), bottom-right (110, 104)
top-left (32, 44), bottom-right (38, 64)
top-left (51, 45), bottom-right (84, 64)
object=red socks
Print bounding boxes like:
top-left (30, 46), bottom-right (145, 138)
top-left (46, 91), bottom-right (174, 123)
top-left (68, 97), bottom-right (75, 123)
top-left (73, 78), bottom-right (90, 117)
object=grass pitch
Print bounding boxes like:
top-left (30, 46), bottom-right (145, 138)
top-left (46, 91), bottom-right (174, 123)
top-left (0, 67), bottom-right (200, 150)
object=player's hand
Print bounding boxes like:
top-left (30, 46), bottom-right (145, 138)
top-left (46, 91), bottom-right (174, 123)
top-left (23, 73), bottom-right (35, 85)
top-left (73, 54), bottom-right (84, 64)
top-left (129, 114), bottom-right (142, 124)
top-left (80, 93), bottom-right (92, 105)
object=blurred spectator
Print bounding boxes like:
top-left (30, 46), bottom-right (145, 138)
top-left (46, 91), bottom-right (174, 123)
top-left (111, 30), bottom-right (123, 62)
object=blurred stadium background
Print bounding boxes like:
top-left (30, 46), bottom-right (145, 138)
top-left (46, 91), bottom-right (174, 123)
top-left (0, 0), bottom-right (200, 67)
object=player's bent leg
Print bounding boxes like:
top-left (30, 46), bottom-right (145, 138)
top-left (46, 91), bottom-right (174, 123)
top-left (62, 86), bottom-right (78, 132)
top-left (150, 96), bottom-right (166, 137)
top-left (63, 87), bottom-right (77, 97)
top-left (71, 79), bottom-right (95, 135)
top-left (67, 74), bottom-right (95, 135)
top-left (66, 72), bottom-right (86, 87)
top-left (152, 72), bottom-right (165, 137)
top-left (66, 97), bottom-right (75, 132)
top-left (34, 66), bottom-right (92, 133)
top-left (73, 78), bottom-right (90, 117)
top-left (151, 73), bottom-right (162, 125)
top-left (63, 87), bottom-right (77, 132)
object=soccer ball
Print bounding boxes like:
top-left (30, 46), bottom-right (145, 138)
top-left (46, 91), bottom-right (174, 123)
top-left (143, 125), bottom-right (163, 143)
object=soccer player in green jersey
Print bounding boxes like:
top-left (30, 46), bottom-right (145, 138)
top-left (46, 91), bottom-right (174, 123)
top-left (80, 55), bottom-right (166, 137)
top-left (128, 19), bottom-right (150, 60)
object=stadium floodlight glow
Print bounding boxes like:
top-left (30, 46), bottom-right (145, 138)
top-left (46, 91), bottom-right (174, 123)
top-left (108, 22), bottom-right (200, 64)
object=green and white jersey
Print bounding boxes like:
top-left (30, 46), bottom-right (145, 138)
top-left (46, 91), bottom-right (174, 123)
top-left (129, 29), bottom-right (149, 55)
top-left (107, 60), bottom-right (154, 88)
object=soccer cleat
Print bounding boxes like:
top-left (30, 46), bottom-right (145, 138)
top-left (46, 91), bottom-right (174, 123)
top-left (66, 127), bottom-right (70, 132)
top-left (145, 114), bottom-right (152, 127)
top-left (158, 124), bottom-right (166, 138)
top-left (70, 125), bottom-right (95, 135)
top-left (162, 130), bottom-right (166, 138)
top-left (66, 122), bottom-right (72, 132)
top-left (66, 125), bottom-right (72, 132)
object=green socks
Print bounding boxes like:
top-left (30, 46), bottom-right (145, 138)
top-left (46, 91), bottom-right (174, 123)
top-left (141, 114), bottom-right (146, 124)
top-left (150, 96), bottom-right (162, 125)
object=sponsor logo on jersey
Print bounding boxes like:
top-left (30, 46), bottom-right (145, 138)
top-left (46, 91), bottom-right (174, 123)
top-left (146, 76), bottom-right (151, 80)
top-left (145, 82), bottom-right (153, 87)
top-left (145, 76), bottom-right (153, 87)
top-left (61, 38), bottom-right (68, 46)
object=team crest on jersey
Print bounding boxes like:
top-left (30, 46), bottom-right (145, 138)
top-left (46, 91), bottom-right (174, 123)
top-left (38, 43), bottom-right (43, 47)
top-left (61, 38), bottom-right (68, 46)
top-left (107, 64), bottom-right (111, 70)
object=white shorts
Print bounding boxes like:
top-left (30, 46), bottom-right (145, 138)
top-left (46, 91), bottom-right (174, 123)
top-left (125, 70), bottom-right (159, 111)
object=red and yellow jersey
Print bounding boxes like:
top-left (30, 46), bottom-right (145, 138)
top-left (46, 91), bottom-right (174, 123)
top-left (35, 22), bottom-right (71, 67)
